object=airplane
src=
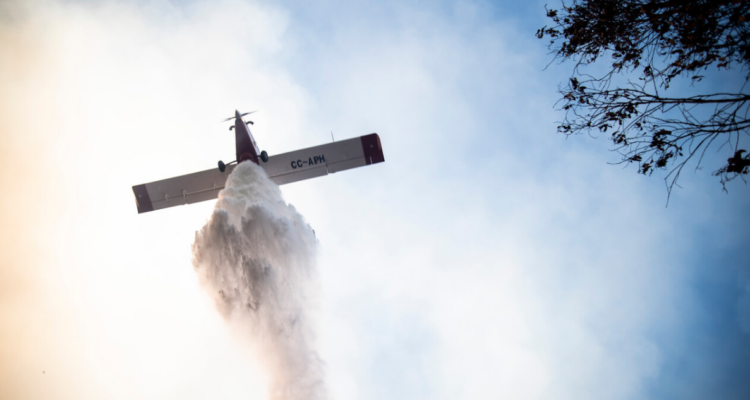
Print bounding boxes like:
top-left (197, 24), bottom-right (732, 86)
top-left (132, 110), bottom-right (385, 214)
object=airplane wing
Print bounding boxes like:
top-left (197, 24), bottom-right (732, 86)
top-left (132, 133), bottom-right (384, 214)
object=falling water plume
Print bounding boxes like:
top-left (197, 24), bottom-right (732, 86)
top-left (192, 161), bottom-right (326, 400)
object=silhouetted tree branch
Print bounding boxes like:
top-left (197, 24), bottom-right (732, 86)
top-left (538, 0), bottom-right (750, 198)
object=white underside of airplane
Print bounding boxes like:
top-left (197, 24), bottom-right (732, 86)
top-left (132, 111), bottom-right (385, 214)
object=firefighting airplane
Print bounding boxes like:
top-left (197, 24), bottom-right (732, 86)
top-left (132, 111), bottom-right (385, 214)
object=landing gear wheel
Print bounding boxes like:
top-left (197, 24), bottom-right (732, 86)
top-left (260, 150), bottom-right (269, 163)
top-left (218, 160), bottom-right (226, 172)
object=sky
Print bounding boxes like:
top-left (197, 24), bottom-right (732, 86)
top-left (0, 0), bottom-right (749, 399)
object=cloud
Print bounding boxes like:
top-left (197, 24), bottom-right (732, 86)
top-left (1, 1), bottom-right (749, 400)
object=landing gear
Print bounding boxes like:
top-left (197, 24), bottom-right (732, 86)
top-left (218, 160), bottom-right (226, 172)
top-left (260, 150), bottom-right (268, 163)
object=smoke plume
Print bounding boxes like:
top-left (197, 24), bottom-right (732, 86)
top-left (192, 161), bottom-right (326, 400)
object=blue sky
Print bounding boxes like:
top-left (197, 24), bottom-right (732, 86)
top-left (0, 0), bottom-right (748, 399)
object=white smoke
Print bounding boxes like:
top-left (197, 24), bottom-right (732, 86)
top-left (192, 161), bottom-right (326, 400)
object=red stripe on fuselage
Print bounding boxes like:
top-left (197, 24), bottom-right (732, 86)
top-left (234, 111), bottom-right (260, 165)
